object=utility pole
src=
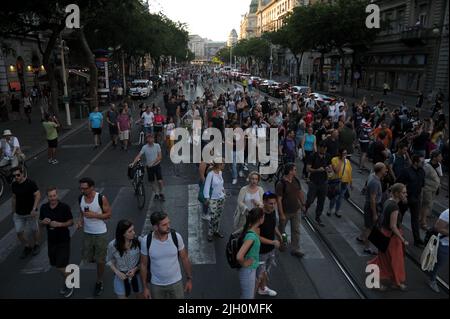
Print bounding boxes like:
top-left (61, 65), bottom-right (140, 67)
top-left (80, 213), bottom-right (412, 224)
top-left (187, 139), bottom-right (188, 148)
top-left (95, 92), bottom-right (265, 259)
top-left (60, 38), bottom-right (71, 127)
top-left (269, 45), bottom-right (273, 80)
top-left (122, 50), bottom-right (126, 92)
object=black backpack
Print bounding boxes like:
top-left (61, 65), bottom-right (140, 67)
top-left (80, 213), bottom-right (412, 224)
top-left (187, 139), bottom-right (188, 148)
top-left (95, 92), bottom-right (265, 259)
top-left (145, 230), bottom-right (179, 282)
top-left (226, 231), bottom-right (245, 269)
top-left (367, 141), bottom-right (376, 160)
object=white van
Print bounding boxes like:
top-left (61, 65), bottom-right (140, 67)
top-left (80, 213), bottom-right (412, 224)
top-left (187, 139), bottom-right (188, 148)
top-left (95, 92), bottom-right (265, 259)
top-left (129, 79), bottom-right (153, 98)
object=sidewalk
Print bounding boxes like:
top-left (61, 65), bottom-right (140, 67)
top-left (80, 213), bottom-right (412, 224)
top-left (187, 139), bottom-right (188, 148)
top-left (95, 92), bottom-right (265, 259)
top-left (0, 101), bottom-right (88, 160)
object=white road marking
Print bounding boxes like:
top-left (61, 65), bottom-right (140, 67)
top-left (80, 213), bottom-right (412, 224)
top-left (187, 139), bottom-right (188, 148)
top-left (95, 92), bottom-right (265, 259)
top-left (187, 184), bottom-right (216, 264)
top-left (75, 141), bottom-right (113, 179)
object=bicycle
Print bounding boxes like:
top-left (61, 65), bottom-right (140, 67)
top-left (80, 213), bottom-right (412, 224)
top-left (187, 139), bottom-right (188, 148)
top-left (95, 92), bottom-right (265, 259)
top-left (257, 155), bottom-right (286, 183)
top-left (129, 161), bottom-right (146, 209)
top-left (0, 159), bottom-right (28, 198)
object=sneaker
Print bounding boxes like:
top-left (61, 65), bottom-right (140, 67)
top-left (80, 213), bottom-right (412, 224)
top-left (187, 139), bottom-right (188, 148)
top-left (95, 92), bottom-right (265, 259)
top-left (243, 164), bottom-right (249, 171)
top-left (428, 280), bottom-right (440, 293)
top-left (315, 218), bottom-right (325, 227)
top-left (31, 245), bottom-right (40, 256)
top-left (64, 287), bottom-right (74, 298)
top-left (94, 281), bottom-right (104, 296)
top-left (207, 234), bottom-right (213, 242)
top-left (154, 194), bottom-right (159, 200)
top-left (20, 247), bottom-right (32, 259)
top-left (213, 232), bottom-right (224, 238)
top-left (48, 159), bottom-right (53, 164)
top-left (232, 179), bottom-right (237, 185)
top-left (290, 250), bottom-right (305, 258)
top-left (326, 210), bottom-right (332, 217)
top-left (159, 194), bottom-right (166, 201)
top-left (51, 159), bottom-right (59, 164)
top-left (59, 286), bottom-right (69, 295)
top-left (239, 171), bottom-right (245, 178)
top-left (201, 214), bottom-right (211, 221)
top-left (335, 211), bottom-right (342, 218)
top-left (363, 248), bottom-right (377, 256)
top-left (392, 283), bottom-right (408, 291)
top-left (258, 286), bottom-right (277, 297)
top-left (356, 237), bottom-right (364, 244)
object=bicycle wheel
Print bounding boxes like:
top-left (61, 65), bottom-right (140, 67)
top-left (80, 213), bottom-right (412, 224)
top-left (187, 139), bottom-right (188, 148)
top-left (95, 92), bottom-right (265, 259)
top-left (136, 181), bottom-right (146, 209)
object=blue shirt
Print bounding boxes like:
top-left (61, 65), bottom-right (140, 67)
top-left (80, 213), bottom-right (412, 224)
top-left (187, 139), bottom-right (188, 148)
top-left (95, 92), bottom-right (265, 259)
top-left (89, 112), bottom-right (103, 129)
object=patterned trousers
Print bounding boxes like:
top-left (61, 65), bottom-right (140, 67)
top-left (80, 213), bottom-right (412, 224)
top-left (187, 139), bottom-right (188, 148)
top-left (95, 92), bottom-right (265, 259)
top-left (208, 198), bottom-right (225, 235)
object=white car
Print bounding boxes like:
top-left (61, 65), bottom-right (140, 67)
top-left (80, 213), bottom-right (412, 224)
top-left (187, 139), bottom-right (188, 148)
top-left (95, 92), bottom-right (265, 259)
top-left (129, 80), bottom-right (153, 98)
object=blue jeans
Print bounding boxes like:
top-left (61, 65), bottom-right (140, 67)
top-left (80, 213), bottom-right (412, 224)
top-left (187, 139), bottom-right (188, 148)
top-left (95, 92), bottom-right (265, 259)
top-left (329, 182), bottom-right (348, 213)
top-left (144, 126), bottom-right (153, 135)
top-left (429, 243), bottom-right (449, 282)
top-left (231, 151), bottom-right (240, 180)
top-left (239, 267), bottom-right (256, 299)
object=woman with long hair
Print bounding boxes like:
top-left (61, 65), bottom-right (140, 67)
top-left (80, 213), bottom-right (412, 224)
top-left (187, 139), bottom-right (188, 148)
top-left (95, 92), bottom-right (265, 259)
top-left (328, 148), bottom-right (352, 218)
top-left (233, 172), bottom-right (264, 231)
top-left (203, 159), bottom-right (226, 242)
top-left (368, 183), bottom-right (409, 291)
top-left (301, 125), bottom-right (317, 179)
top-left (237, 207), bottom-right (265, 299)
top-left (106, 220), bottom-right (143, 299)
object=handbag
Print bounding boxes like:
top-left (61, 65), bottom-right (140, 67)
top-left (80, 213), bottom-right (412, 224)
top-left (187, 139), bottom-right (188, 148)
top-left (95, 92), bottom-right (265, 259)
top-left (368, 227), bottom-right (391, 253)
top-left (298, 147), bottom-right (303, 160)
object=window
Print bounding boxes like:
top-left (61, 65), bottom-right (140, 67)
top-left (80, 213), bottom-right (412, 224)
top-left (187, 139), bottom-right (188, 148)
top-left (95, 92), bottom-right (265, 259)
top-left (397, 9), bottom-right (405, 32)
top-left (418, 4), bottom-right (428, 26)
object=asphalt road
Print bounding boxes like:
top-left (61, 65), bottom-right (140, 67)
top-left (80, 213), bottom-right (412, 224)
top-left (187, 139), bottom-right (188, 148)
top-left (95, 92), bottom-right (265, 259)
top-left (0, 82), bottom-right (447, 299)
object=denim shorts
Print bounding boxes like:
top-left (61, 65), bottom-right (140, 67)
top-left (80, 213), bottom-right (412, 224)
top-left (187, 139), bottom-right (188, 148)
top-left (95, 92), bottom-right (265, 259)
top-left (113, 274), bottom-right (143, 297)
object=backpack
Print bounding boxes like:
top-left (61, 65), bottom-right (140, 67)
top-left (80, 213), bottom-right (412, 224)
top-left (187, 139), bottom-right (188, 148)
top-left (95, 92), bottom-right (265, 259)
top-left (226, 231), bottom-right (246, 269)
top-left (145, 230), bottom-right (179, 282)
top-left (78, 193), bottom-right (104, 211)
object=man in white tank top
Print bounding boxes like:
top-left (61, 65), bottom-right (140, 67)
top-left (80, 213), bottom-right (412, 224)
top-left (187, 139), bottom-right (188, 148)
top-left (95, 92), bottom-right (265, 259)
top-left (77, 177), bottom-right (112, 296)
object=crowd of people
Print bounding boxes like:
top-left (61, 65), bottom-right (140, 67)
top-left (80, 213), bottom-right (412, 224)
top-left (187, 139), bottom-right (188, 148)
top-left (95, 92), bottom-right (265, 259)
top-left (2, 65), bottom-right (448, 299)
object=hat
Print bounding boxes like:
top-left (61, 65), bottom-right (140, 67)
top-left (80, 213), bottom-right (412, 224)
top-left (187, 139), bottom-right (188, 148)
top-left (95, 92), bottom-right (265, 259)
top-left (2, 129), bottom-right (12, 136)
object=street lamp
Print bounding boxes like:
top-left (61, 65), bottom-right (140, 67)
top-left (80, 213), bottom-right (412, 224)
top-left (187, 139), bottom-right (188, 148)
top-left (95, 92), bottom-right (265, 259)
top-left (269, 45), bottom-right (273, 80)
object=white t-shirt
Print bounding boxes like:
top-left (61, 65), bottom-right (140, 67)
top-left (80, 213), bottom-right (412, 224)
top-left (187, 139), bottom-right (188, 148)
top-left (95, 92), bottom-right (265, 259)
top-left (140, 232), bottom-right (185, 286)
top-left (438, 209), bottom-right (449, 246)
top-left (244, 191), bottom-right (260, 211)
top-left (1, 137), bottom-right (20, 158)
top-left (204, 171), bottom-right (225, 200)
top-left (141, 112), bottom-right (154, 127)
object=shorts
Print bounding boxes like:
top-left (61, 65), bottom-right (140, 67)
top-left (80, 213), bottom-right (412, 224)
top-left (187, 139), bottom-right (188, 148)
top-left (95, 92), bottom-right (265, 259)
top-left (81, 233), bottom-right (108, 264)
top-left (119, 130), bottom-right (130, 141)
top-left (143, 126), bottom-right (153, 135)
top-left (92, 128), bottom-right (102, 136)
top-left (48, 241), bottom-right (70, 268)
top-left (114, 273), bottom-right (143, 297)
top-left (257, 250), bottom-right (277, 278)
top-left (109, 125), bottom-right (119, 136)
top-left (147, 164), bottom-right (163, 182)
top-left (360, 142), bottom-right (369, 153)
top-left (421, 189), bottom-right (435, 211)
top-left (154, 125), bottom-right (163, 133)
top-left (13, 214), bottom-right (38, 233)
top-left (47, 138), bottom-right (58, 148)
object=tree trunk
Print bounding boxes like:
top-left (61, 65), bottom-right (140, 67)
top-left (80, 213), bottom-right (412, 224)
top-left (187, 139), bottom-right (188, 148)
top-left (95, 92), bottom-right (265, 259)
top-left (294, 52), bottom-right (304, 85)
top-left (76, 28), bottom-right (98, 109)
top-left (338, 48), bottom-right (345, 93)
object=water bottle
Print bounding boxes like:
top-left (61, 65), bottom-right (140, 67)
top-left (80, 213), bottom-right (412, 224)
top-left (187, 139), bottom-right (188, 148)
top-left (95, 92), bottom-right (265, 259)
top-left (282, 233), bottom-right (288, 244)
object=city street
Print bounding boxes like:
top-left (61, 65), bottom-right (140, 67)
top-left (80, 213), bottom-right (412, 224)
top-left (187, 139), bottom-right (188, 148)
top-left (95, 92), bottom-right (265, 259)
top-left (0, 83), bottom-right (447, 299)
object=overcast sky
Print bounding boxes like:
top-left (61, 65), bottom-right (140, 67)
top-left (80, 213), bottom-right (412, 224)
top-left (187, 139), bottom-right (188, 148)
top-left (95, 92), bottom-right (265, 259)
top-left (149, 0), bottom-right (250, 41)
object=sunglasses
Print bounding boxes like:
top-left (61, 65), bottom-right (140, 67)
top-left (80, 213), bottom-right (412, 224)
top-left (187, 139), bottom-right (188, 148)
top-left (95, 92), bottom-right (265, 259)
top-left (13, 173), bottom-right (22, 177)
top-left (79, 187), bottom-right (90, 191)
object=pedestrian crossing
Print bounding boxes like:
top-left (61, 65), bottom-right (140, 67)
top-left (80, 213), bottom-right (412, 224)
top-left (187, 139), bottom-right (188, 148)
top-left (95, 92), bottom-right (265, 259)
top-left (0, 180), bottom-right (425, 276)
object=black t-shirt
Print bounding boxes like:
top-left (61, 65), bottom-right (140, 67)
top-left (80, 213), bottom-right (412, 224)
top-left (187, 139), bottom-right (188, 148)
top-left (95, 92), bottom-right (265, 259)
top-left (315, 126), bottom-right (328, 144)
top-left (372, 140), bottom-right (386, 164)
top-left (412, 132), bottom-right (430, 151)
top-left (259, 210), bottom-right (277, 254)
top-left (261, 101), bottom-right (270, 115)
top-left (308, 152), bottom-right (331, 185)
top-left (12, 179), bottom-right (39, 215)
top-left (39, 202), bottom-right (73, 243)
top-left (166, 102), bottom-right (178, 117)
top-left (324, 137), bottom-right (339, 158)
top-left (179, 100), bottom-right (188, 115)
top-left (381, 199), bottom-right (400, 230)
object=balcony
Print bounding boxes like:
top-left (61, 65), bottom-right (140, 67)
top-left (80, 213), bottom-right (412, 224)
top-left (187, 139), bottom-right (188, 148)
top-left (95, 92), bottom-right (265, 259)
top-left (401, 26), bottom-right (428, 46)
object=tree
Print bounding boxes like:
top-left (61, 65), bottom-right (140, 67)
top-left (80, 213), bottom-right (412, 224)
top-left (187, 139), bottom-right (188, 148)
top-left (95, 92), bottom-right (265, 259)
top-left (215, 47), bottom-right (231, 64)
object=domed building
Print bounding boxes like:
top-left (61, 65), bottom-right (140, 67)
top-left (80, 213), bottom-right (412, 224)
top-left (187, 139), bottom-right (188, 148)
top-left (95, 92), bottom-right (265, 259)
top-left (227, 29), bottom-right (238, 47)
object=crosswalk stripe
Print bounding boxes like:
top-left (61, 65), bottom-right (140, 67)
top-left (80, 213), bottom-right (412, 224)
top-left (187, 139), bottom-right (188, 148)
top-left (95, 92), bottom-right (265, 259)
top-left (285, 221), bottom-right (324, 259)
top-left (330, 215), bottom-right (366, 257)
top-left (187, 184), bottom-right (216, 265)
top-left (0, 189), bottom-right (70, 265)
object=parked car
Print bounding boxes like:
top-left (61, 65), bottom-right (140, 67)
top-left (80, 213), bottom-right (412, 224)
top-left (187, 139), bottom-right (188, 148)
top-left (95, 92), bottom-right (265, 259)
top-left (249, 76), bottom-right (262, 87)
top-left (309, 92), bottom-right (335, 106)
top-left (129, 79), bottom-right (153, 98)
top-left (259, 79), bottom-right (276, 93)
top-left (291, 86), bottom-right (311, 96)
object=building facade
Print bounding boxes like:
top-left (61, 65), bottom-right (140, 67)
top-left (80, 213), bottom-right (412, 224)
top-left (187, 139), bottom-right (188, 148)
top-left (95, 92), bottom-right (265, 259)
top-left (357, 0), bottom-right (449, 97)
top-left (205, 41), bottom-right (227, 61)
top-left (227, 29), bottom-right (238, 47)
top-left (240, 0), bottom-right (259, 40)
top-left (0, 36), bottom-right (47, 95)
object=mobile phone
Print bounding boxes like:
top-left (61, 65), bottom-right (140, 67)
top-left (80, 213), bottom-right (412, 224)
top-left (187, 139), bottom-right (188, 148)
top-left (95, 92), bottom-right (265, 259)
top-left (84, 206), bottom-right (89, 212)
